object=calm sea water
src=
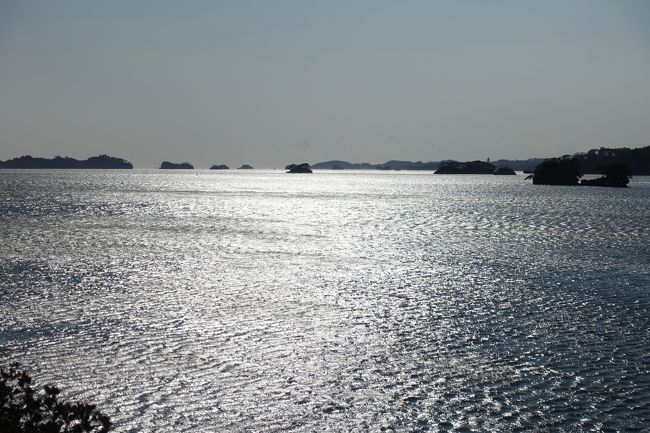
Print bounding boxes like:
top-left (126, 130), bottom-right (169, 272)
top-left (1, 169), bottom-right (649, 432)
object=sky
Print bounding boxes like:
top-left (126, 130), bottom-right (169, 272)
top-left (1, 1), bottom-right (649, 168)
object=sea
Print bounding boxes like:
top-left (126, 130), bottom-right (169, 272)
top-left (1, 169), bottom-right (649, 432)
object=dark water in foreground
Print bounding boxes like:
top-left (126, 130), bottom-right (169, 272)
top-left (1, 170), bottom-right (649, 432)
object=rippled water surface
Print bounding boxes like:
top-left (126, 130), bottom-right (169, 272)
top-left (1, 169), bottom-right (649, 432)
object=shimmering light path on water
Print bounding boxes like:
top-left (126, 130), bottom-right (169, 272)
top-left (1, 170), bottom-right (649, 431)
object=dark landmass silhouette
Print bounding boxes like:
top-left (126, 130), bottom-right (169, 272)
top-left (526, 156), bottom-right (583, 185)
top-left (1, 145), bottom-right (646, 173)
top-left (312, 160), bottom-right (375, 169)
top-left (160, 161), bottom-right (193, 169)
top-left (580, 164), bottom-right (632, 187)
top-left (238, 164), bottom-right (254, 169)
top-left (0, 154), bottom-right (133, 169)
top-left (491, 158), bottom-right (545, 172)
top-left (286, 163), bottom-right (313, 173)
top-left (312, 158), bottom-right (543, 171)
top-left (527, 154), bottom-right (636, 187)
top-left (210, 164), bottom-right (230, 170)
top-left (575, 146), bottom-right (650, 175)
top-left (313, 159), bottom-right (440, 170)
top-left (494, 167), bottom-right (516, 175)
top-left (435, 160), bottom-right (496, 174)
top-left (380, 160), bottom-right (439, 170)
top-left (313, 147), bottom-right (650, 174)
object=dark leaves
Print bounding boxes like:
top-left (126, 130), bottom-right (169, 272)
top-left (0, 364), bottom-right (111, 432)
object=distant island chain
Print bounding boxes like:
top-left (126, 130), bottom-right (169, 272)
top-left (1, 145), bottom-right (648, 187)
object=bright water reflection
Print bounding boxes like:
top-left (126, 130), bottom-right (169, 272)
top-left (1, 170), bottom-right (649, 431)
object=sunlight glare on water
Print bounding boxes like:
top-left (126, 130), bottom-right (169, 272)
top-left (1, 169), bottom-right (649, 431)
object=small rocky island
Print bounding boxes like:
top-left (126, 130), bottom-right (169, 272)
top-left (0, 154), bottom-right (133, 169)
top-left (285, 163), bottom-right (313, 173)
top-left (210, 164), bottom-right (229, 170)
top-left (494, 167), bottom-right (516, 175)
top-left (238, 164), bottom-right (254, 169)
top-left (160, 161), bottom-right (194, 169)
top-left (434, 160), bottom-right (496, 174)
top-left (527, 157), bottom-right (632, 187)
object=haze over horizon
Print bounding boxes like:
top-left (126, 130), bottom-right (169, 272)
top-left (1, 1), bottom-right (649, 168)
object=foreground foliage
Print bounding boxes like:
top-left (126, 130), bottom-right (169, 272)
top-left (0, 364), bottom-right (111, 433)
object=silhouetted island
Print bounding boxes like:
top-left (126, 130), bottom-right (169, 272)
top-left (0, 154), bottom-right (133, 169)
top-left (286, 163), bottom-right (313, 173)
top-left (576, 146), bottom-right (650, 175)
top-left (160, 161), bottom-right (193, 169)
top-left (238, 164), bottom-right (254, 169)
top-left (527, 156), bottom-right (633, 187)
top-left (494, 167), bottom-right (516, 175)
top-left (580, 164), bottom-right (632, 187)
top-left (526, 156), bottom-right (582, 185)
top-left (435, 161), bottom-right (496, 174)
top-left (210, 164), bottom-right (229, 170)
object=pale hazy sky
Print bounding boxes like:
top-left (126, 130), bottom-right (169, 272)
top-left (1, 1), bottom-right (649, 167)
